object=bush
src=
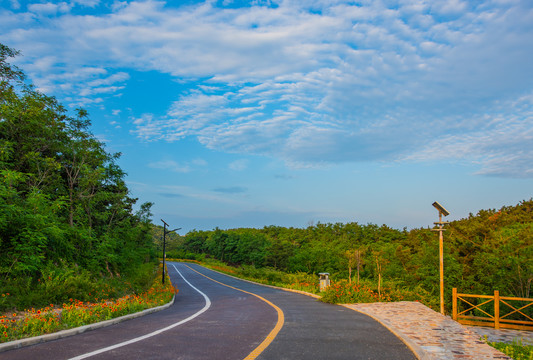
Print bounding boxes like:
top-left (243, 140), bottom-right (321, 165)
top-left (0, 264), bottom-right (100, 311)
top-left (0, 260), bottom-right (163, 313)
top-left (320, 279), bottom-right (438, 309)
top-left (488, 339), bottom-right (533, 360)
top-left (1, 263), bottom-right (176, 342)
top-left (165, 250), bottom-right (205, 262)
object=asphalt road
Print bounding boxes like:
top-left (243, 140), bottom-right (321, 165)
top-left (1, 262), bottom-right (416, 360)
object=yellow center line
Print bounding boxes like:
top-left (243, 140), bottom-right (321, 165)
top-left (182, 264), bottom-right (284, 360)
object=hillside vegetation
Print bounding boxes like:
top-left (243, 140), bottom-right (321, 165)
top-left (0, 44), bottom-right (157, 311)
top-left (176, 200), bottom-right (532, 311)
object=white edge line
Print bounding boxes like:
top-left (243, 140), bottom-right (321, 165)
top-left (69, 264), bottom-right (211, 360)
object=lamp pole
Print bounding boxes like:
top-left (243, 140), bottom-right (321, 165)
top-left (431, 202), bottom-right (450, 315)
top-left (161, 219), bottom-right (181, 284)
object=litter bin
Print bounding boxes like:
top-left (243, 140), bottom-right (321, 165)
top-left (319, 272), bottom-right (330, 292)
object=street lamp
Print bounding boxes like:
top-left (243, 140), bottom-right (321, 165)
top-left (161, 219), bottom-right (181, 284)
top-left (432, 201), bottom-right (450, 315)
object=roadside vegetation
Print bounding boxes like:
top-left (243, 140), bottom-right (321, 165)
top-left (487, 339), bottom-right (533, 360)
top-left (171, 200), bottom-right (532, 313)
top-left (1, 264), bottom-right (175, 342)
top-left (0, 43), bottom-right (165, 329)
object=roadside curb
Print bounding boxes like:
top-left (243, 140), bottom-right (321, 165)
top-left (0, 295), bottom-right (175, 353)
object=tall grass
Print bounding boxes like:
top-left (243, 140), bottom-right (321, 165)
top-left (1, 263), bottom-right (176, 342)
top-left (0, 261), bottom-right (160, 313)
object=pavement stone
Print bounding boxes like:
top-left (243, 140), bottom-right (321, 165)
top-left (467, 325), bottom-right (533, 346)
top-left (343, 301), bottom-right (532, 360)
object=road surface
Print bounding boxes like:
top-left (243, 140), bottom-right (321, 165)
top-left (1, 262), bottom-right (415, 359)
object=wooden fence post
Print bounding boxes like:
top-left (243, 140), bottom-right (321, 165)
top-left (494, 290), bottom-right (500, 329)
top-left (452, 288), bottom-right (457, 321)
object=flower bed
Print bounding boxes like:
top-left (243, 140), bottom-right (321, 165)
top-left (320, 279), bottom-right (437, 309)
top-left (1, 268), bottom-right (176, 342)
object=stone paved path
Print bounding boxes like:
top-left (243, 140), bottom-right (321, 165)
top-left (343, 301), bottom-right (532, 360)
top-left (467, 325), bottom-right (533, 346)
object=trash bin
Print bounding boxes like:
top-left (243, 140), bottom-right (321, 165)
top-left (319, 273), bottom-right (330, 292)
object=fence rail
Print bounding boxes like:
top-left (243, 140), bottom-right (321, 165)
top-left (452, 288), bottom-right (533, 331)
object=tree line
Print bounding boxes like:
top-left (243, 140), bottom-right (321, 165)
top-left (0, 43), bottom-right (155, 308)
top-left (178, 200), bottom-right (533, 306)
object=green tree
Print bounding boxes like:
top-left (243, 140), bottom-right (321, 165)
top-left (0, 43), bottom-right (156, 299)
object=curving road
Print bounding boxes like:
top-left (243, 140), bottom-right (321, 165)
top-left (1, 262), bottom-right (415, 359)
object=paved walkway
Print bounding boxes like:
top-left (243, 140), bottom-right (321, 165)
top-left (344, 301), bottom-right (532, 360)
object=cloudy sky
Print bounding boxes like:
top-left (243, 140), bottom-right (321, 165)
top-left (2, 0), bottom-right (532, 233)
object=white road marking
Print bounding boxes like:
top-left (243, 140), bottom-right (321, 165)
top-left (69, 264), bottom-right (211, 360)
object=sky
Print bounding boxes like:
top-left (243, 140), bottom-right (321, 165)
top-left (1, 0), bottom-right (532, 234)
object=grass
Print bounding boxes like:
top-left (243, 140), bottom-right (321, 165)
top-left (0, 262), bottom-right (162, 312)
top-left (0, 264), bottom-right (177, 343)
top-left (487, 339), bottom-right (533, 360)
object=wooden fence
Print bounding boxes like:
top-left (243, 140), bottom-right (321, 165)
top-left (452, 288), bottom-right (533, 331)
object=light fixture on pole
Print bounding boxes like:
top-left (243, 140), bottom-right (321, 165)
top-left (161, 219), bottom-right (181, 284)
top-left (432, 201), bottom-right (450, 315)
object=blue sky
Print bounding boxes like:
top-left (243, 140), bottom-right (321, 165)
top-left (2, 0), bottom-right (532, 233)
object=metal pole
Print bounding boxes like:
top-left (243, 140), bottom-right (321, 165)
top-left (439, 212), bottom-right (444, 315)
top-left (432, 201), bottom-right (449, 316)
top-left (161, 219), bottom-right (168, 284)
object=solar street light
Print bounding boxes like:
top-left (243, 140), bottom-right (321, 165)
top-left (432, 202), bottom-right (450, 315)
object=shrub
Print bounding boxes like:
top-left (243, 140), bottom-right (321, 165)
top-left (1, 263), bottom-right (176, 342)
top-left (320, 279), bottom-right (438, 309)
top-left (488, 339), bottom-right (533, 360)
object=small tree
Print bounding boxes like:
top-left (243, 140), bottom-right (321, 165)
top-left (345, 247), bottom-right (365, 284)
top-left (372, 248), bottom-right (389, 300)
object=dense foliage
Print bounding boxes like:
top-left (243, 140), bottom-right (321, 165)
top-left (178, 200), bottom-right (533, 311)
top-left (152, 224), bottom-right (183, 255)
top-left (0, 44), bottom-right (156, 310)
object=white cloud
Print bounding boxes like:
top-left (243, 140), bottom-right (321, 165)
top-left (148, 160), bottom-right (191, 173)
top-left (2, 0), bottom-right (532, 177)
top-left (158, 185), bottom-right (244, 205)
top-left (229, 159), bottom-right (248, 171)
top-left (28, 2), bottom-right (72, 15)
top-left (147, 157), bottom-right (211, 173)
top-left (192, 158), bottom-right (208, 166)
top-left (71, 0), bottom-right (101, 7)
top-left (404, 93), bottom-right (533, 178)
top-left (9, 0), bottom-right (20, 10)
top-left (431, 0), bottom-right (467, 15)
